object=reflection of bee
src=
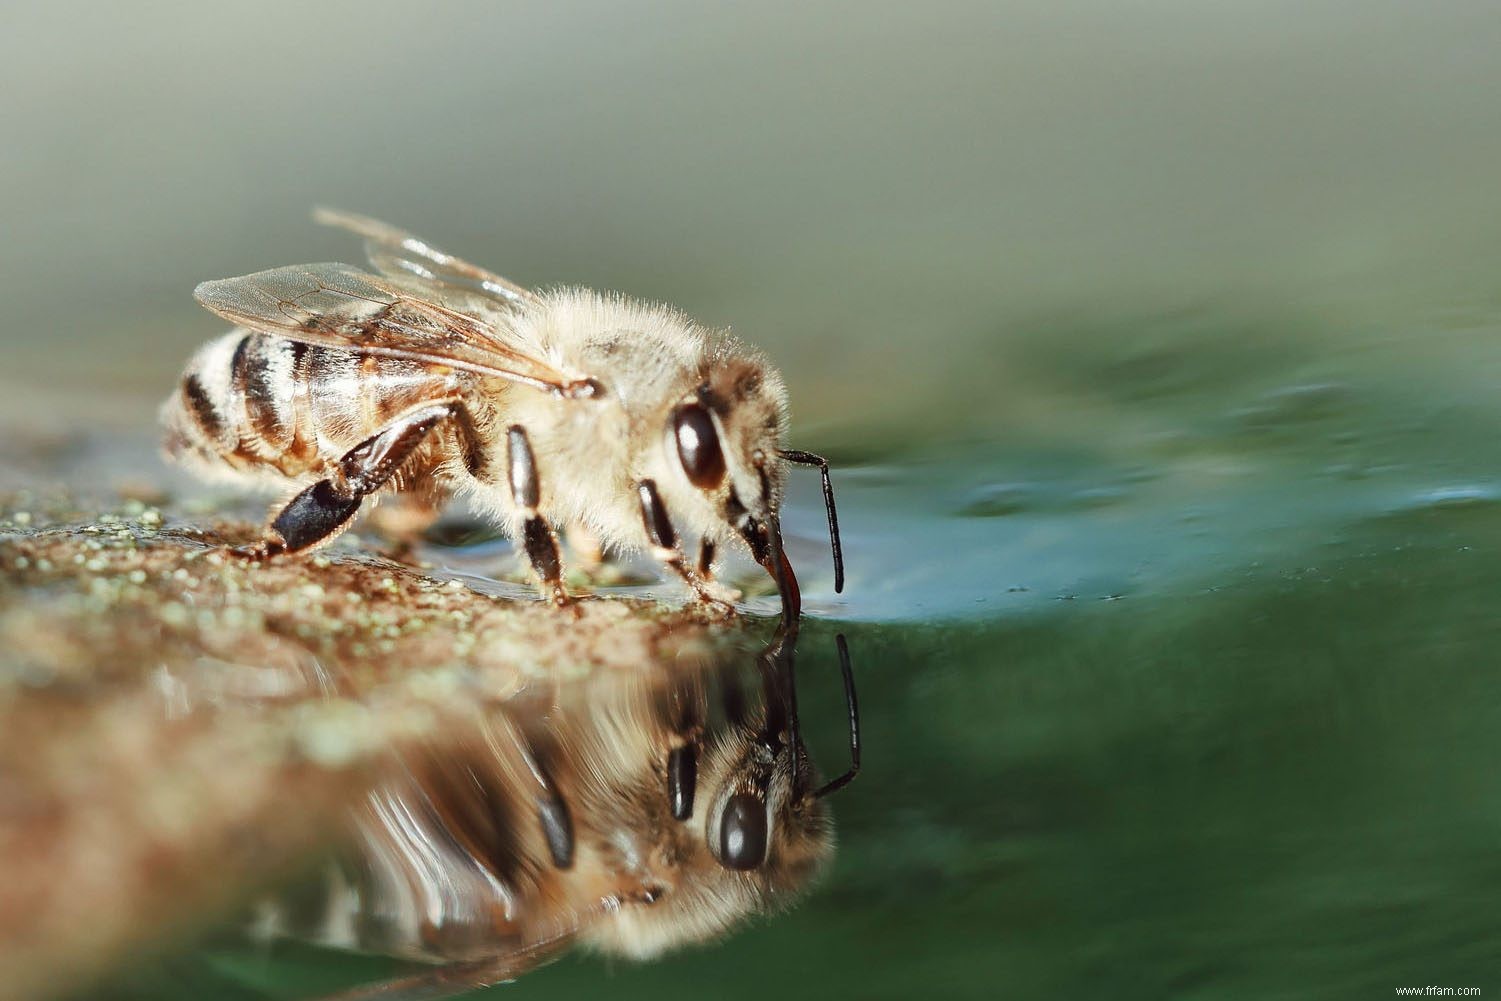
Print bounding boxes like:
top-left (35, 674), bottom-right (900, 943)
top-left (255, 628), bottom-right (860, 1000)
top-left (161, 211), bottom-right (843, 619)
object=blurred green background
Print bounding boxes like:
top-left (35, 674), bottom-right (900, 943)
top-left (9, 2), bottom-right (1501, 998)
top-left (5, 1), bottom-right (1500, 439)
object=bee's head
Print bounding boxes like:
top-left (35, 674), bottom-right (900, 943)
top-left (586, 753), bottom-right (835, 961)
top-left (581, 629), bottom-right (859, 962)
top-left (587, 631), bottom-right (854, 961)
top-left (648, 331), bottom-right (843, 621)
top-left (671, 356), bottom-right (788, 516)
top-left (700, 629), bottom-right (858, 873)
top-left (660, 352), bottom-right (800, 601)
top-left (700, 708), bottom-right (831, 876)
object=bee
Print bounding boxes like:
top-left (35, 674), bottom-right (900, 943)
top-left (161, 211), bottom-right (844, 619)
top-left (255, 628), bottom-right (860, 1001)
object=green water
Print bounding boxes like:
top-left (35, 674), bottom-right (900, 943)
top-left (99, 307), bottom-right (1501, 1001)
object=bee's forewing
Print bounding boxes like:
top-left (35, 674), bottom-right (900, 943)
top-left (193, 263), bottom-right (588, 395)
top-left (312, 932), bottom-right (578, 1001)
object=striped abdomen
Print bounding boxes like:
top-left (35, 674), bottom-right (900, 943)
top-left (252, 742), bottom-right (561, 964)
top-left (162, 330), bottom-right (468, 482)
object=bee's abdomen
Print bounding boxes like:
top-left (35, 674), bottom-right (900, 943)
top-left (163, 331), bottom-right (464, 480)
top-left (162, 331), bottom-right (320, 477)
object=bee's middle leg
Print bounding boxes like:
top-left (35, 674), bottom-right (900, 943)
top-left (665, 674), bottom-right (705, 820)
top-left (365, 489), bottom-right (444, 541)
top-left (244, 402), bottom-right (458, 558)
top-left (506, 425), bottom-right (569, 606)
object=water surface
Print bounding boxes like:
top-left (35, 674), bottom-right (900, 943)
top-left (88, 305), bottom-right (1501, 1000)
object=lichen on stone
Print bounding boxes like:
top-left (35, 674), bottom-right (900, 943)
top-left (0, 488), bottom-right (756, 1001)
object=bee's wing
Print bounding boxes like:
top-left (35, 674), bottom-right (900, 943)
top-left (313, 934), bottom-right (578, 1001)
top-left (194, 263), bottom-right (597, 397)
top-left (313, 208), bottom-right (539, 309)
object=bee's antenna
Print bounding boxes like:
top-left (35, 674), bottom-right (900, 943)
top-left (778, 449), bottom-right (844, 594)
top-left (813, 634), bottom-right (860, 800)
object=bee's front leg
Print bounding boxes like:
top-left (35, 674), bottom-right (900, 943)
top-left (506, 425), bottom-right (569, 606)
top-left (636, 479), bottom-right (735, 613)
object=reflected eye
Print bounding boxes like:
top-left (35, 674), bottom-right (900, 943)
top-left (716, 792), bottom-right (768, 870)
top-left (672, 403), bottom-right (726, 489)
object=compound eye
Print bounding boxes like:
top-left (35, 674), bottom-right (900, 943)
top-left (672, 403), bottom-right (726, 489)
top-left (716, 792), bottom-right (769, 870)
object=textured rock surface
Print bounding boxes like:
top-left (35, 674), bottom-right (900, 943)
top-left (0, 491), bottom-right (740, 1001)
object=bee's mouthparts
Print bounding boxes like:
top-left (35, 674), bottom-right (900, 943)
top-left (772, 542), bottom-right (801, 623)
top-left (744, 515), bottom-right (800, 624)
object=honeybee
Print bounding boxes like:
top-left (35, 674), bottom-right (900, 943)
top-left (254, 627), bottom-right (860, 1001)
top-left (161, 211), bottom-right (844, 619)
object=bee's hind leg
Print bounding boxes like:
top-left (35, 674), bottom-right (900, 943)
top-left (506, 425), bottom-right (570, 606)
top-left (240, 402), bottom-right (459, 559)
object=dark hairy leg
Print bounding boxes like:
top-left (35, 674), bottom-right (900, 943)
top-left (239, 401), bottom-right (458, 558)
top-left (637, 478), bottom-right (732, 610)
top-left (507, 425), bottom-right (569, 605)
